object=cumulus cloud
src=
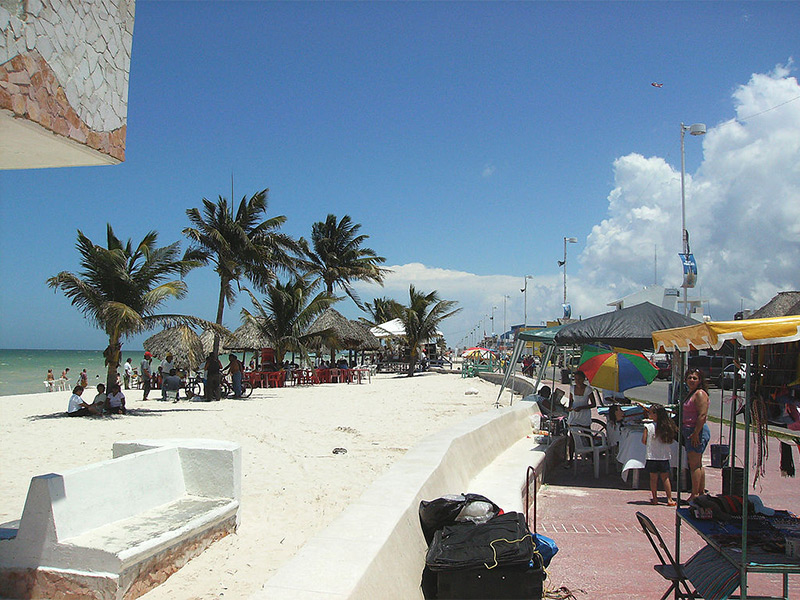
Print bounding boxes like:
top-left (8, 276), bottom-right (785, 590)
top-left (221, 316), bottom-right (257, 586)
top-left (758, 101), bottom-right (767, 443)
top-left (356, 64), bottom-right (800, 347)
top-left (482, 163), bottom-right (496, 178)
top-left (353, 263), bottom-right (562, 346)
top-left (575, 62), bottom-right (800, 320)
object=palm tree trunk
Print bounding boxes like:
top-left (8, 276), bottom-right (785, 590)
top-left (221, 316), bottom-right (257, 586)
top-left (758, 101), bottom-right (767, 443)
top-left (408, 349), bottom-right (416, 377)
top-left (105, 336), bottom-right (121, 390)
top-left (213, 282), bottom-right (227, 356)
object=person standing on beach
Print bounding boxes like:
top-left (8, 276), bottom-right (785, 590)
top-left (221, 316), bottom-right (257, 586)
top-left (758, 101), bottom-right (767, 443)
top-left (225, 353), bottom-right (243, 398)
top-left (123, 358), bottom-right (133, 389)
top-left (45, 369), bottom-right (55, 391)
top-left (204, 353), bottom-right (222, 401)
top-left (141, 352), bottom-right (153, 400)
top-left (160, 353), bottom-right (175, 400)
top-left (61, 367), bottom-right (70, 382)
top-left (79, 369), bottom-right (88, 388)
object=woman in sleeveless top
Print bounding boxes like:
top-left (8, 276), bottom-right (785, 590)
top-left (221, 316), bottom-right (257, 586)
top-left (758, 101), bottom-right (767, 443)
top-left (683, 367), bottom-right (710, 502)
top-left (566, 370), bottom-right (596, 465)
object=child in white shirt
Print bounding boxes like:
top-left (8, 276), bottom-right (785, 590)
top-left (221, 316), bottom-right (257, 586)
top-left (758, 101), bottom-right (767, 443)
top-left (642, 405), bottom-right (678, 505)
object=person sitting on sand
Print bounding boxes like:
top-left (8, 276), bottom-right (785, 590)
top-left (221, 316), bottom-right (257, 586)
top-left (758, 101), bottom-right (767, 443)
top-left (106, 383), bottom-right (126, 414)
top-left (67, 385), bottom-right (101, 417)
top-left (93, 383), bottom-right (108, 414)
top-left (161, 368), bottom-right (182, 402)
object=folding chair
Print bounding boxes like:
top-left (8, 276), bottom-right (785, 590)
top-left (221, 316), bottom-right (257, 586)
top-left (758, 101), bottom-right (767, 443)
top-left (635, 511), bottom-right (698, 600)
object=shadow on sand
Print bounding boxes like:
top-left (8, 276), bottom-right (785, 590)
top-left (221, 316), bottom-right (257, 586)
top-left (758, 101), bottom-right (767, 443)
top-left (26, 406), bottom-right (215, 421)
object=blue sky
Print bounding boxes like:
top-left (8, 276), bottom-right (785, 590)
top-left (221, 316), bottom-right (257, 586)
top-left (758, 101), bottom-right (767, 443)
top-left (2, 1), bottom-right (799, 350)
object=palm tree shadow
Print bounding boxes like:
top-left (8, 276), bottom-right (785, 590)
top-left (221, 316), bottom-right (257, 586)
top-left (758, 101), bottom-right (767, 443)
top-left (27, 407), bottom-right (213, 421)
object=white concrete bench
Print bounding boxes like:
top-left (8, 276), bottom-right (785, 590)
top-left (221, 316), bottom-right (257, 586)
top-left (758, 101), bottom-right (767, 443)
top-left (0, 438), bottom-right (241, 600)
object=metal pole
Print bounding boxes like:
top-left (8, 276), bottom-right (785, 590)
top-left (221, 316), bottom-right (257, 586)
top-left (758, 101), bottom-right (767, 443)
top-left (563, 237), bottom-right (568, 306)
top-left (680, 123), bottom-right (688, 317)
top-left (521, 275), bottom-right (532, 327)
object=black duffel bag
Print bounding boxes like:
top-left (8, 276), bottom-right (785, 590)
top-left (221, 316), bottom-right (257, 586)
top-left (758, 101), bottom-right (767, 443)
top-left (425, 512), bottom-right (544, 600)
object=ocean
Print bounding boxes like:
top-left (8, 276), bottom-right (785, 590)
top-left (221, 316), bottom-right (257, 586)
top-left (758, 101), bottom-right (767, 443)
top-left (0, 349), bottom-right (145, 397)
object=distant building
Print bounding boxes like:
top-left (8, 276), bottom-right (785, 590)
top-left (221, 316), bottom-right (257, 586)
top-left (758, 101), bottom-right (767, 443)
top-left (0, 0), bottom-right (135, 169)
top-left (607, 285), bottom-right (705, 321)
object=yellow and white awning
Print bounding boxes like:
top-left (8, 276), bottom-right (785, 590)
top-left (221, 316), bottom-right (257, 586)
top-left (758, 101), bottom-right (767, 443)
top-left (652, 316), bottom-right (800, 352)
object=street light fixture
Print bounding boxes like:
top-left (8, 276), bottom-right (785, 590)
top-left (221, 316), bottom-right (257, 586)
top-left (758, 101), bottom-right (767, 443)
top-left (560, 237), bottom-right (578, 309)
top-left (490, 306), bottom-right (498, 339)
top-left (520, 275), bottom-right (533, 326)
top-left (680, 122), bottom-right (706, 316)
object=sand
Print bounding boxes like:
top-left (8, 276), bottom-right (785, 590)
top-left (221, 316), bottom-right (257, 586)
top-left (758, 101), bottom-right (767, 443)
top-left (0, 371), bottom-right (501, 599)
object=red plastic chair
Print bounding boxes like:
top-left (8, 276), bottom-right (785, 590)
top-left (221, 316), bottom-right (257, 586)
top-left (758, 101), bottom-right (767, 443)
top-left (267, 371), bottom-right (285, 388)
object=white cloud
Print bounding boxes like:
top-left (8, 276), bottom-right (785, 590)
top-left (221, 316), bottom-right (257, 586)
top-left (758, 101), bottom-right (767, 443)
top-left (353, 263), bottom-right (563, 346)
top-left (357, 64), bottom-right (800, 348)
top-left (482, 163), bottom-right (496, 178)
top-left (575, 62), bottom-right (800, 320)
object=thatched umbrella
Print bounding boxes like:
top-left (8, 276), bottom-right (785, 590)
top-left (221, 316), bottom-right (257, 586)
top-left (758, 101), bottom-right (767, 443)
top-left (143, 325), bottom-right (204, 371)
top-left (224, 319), bottom-right (271, 351)
top-left (305, 308), bottom-right (363, 346)
top-left (749, 291), bottom-right (800, 319)
top-left (349, 320), bottom-right (381, 351)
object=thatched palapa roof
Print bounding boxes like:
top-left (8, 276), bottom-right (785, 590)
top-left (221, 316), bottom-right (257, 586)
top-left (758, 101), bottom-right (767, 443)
top-left (224, 319), bottom-right (271, 351)
top-left (749, 291), bottom-right (800, 319)
top-left (143, 325), bottom-right (204, 370)
top-left (304, 308), bottom-right (364, 349)
top-left (348, 320), bottom-right (381, 350)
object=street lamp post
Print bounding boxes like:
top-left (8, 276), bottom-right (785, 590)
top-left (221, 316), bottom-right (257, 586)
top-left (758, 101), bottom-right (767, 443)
top-left (561, 237), bottom-right (578, 308)
top-left (490, 306), bottom-right (497, 343)
top-left (502, 294), bottom-right (510, 348)
top-left (680, 122), bottom-right (706, 316)
top-left (520, 275), bottom-right (532, 326)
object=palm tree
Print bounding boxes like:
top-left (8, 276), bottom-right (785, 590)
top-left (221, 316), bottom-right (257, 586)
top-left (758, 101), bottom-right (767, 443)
top-left (302, 214), bottom-right (389, 309)
top-left (240, 277), bottom-right (339, 366)
top-left (184, 190), bottom-right (302, 355)
top-left (362, 296), bottom-right (403, 327)
top-left (393, 285), bottom-right (461, 377)
top-left (47, 225), bottom-right (206, 389)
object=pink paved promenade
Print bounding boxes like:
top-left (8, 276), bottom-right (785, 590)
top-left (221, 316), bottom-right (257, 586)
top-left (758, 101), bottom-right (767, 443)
top-left (535, 429), bottom-right (800, 599)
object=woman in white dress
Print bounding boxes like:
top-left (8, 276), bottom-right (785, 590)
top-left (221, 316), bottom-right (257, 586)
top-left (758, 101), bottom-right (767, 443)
top-left (566, 370), bottom-right (596, 465)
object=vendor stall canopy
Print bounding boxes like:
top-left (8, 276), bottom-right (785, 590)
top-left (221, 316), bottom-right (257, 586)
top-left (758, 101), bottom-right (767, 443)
top-left (553, 302), bottom-right (695, 350)
top-left (652, 315), bottom-right (800, 352)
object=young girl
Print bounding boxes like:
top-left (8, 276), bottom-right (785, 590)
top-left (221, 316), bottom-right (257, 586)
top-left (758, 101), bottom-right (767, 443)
top-left (642, 405), bottom-right (678, 505)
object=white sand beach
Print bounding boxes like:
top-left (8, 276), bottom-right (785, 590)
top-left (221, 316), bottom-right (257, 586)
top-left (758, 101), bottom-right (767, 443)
top-left (0, 372), bottom-right (501, 599)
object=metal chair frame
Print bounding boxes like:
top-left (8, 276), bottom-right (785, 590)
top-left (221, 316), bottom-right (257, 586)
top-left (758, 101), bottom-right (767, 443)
top-left (635, 511), bottom-right (699, 600)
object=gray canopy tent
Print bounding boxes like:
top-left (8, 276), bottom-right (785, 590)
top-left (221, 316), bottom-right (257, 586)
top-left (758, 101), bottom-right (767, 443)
top-left (496, 303), bottom-right (695, 406)
top-left (495, 325), bottom-right (563, 406)
top-left (554, 302), bottom-right (696, 350)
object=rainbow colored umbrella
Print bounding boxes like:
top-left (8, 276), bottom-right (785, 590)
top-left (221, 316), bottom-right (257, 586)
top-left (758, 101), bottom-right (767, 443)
top-left (578, 344), bottom-right (658, 392)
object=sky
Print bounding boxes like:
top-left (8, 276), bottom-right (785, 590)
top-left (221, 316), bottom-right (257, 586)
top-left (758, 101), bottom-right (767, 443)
top-left (1, 1), bottom-right (799, 351)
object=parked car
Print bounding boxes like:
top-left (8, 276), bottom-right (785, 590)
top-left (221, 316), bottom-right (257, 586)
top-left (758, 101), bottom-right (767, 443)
top-left (718, 363), bottom-right (752, 389)
top-left (654, 358), bottom-right (672, 380)
top-left (688, 354), bottom-right (734, 387)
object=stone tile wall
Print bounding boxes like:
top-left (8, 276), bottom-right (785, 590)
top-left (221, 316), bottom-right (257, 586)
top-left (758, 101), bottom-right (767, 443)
top-left (0, 0), bottom-right (135, 162)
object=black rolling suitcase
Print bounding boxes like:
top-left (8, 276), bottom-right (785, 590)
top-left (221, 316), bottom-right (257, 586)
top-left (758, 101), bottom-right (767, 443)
top-left (425, 512), bottom-right (544, 599)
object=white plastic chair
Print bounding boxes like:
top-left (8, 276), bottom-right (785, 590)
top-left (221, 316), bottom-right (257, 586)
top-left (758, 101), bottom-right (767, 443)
top-left (570, 426), bottom-right (611, 479)
top-left (165, 389), bottom-right (179, 403)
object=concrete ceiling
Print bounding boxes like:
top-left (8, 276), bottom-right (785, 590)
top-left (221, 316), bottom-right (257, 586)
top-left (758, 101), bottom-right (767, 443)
top-left (0, 109), bottom-right (120, 170)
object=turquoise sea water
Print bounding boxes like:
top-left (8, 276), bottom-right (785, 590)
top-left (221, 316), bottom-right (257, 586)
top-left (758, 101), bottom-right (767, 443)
top-left (0, 349), bottom-right (145, 397)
